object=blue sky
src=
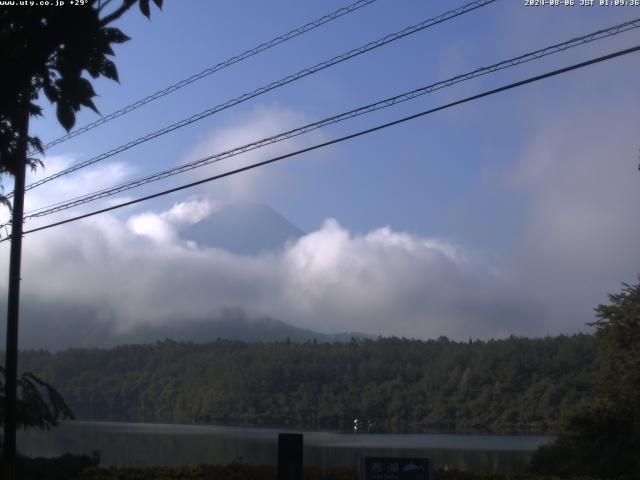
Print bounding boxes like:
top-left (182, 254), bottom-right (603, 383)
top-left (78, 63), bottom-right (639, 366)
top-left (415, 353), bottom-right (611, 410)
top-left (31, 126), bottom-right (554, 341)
top-left (2, 0), bottom-right (640, 343)
top-left (25, 0), bottom-right (634, 234)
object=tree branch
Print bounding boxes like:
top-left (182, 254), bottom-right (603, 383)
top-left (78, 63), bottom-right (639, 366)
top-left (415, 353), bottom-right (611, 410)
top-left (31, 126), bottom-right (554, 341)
top-left (99, 0), bottom-right (137, 26)
top-left (98, 0), bottom-right (115, 13)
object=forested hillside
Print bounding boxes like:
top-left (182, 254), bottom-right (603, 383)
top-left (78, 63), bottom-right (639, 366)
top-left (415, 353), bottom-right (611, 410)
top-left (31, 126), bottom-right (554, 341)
top-left (18, 335), bottom-right (596, 434)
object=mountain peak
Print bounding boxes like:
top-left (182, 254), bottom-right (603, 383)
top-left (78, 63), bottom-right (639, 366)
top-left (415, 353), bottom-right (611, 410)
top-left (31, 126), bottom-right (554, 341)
top-left (180, 202), bottom-right (303, 255)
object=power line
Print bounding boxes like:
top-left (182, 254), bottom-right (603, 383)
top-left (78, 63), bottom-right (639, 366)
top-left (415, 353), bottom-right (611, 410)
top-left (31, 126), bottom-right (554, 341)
top-left (13, 0), bottom-right (496, 197)
top-left (37, 0), bottom-right (381, 152)
top-left (4, 43), bottom-right (637, 242)
top-left (22, 17), bottom-right (640, 219)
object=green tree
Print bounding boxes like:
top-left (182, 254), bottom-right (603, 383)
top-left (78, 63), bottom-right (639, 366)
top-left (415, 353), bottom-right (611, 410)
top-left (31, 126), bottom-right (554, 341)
top-left (1, 2), bottom-right (163, 473)
top-left (592, 278), bottom-right (640, 410)
top-left (0, 366), bottom-right (73, 430)
top-left (531, 277), bottom-right (640, 479)
top-left (17, 335), bottom-right (598, 434)
top-left (0, 0), bottom-right (163, 197)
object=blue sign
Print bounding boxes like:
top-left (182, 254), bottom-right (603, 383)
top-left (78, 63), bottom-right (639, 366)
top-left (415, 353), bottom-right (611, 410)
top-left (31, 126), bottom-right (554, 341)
top-left (360, 457), bottom-right (434, 480)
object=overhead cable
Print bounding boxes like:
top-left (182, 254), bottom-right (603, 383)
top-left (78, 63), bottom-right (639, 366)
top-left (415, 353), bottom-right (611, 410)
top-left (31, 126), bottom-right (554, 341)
top-left (23, 17), bottom-right (640, 219)
top-left (4, 43), bottom-right (637, 241)
top-left (14, 0), bottom-right (496, 197)
top-left (38, 0), bottom-right (381, 152)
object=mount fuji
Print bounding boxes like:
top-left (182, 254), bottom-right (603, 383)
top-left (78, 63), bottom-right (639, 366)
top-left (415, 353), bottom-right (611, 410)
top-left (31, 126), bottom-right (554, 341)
top-left (180, 202), bottom-right (303, 255)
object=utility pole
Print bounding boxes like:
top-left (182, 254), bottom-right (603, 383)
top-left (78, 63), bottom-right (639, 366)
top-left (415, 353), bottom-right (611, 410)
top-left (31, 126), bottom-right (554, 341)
top-left (3, 107), bottom-right (29, 479)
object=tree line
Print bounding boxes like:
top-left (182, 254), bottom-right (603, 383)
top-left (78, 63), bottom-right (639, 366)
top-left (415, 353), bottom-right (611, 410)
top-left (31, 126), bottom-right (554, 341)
top-left (531, 279), bottom-right (640, 479)
top-left (16, 334), bottom-right (596, 435)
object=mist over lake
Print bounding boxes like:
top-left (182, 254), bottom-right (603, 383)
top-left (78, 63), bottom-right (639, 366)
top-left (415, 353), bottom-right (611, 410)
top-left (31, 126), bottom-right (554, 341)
top-left (19, 421), bottom-right (552, 474)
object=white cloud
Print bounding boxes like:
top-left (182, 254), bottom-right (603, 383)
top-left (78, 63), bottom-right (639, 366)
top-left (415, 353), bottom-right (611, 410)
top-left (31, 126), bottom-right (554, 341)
top-left (183, 104), bottom-right (328, 203)
top-left (127, 197), bottom-right (217, 243)
top-left (0, 154), bottom-right (134, 228)
top-left (503, 59), bottom-right (640, 330)
top-left (1, 76), bottom-right (636, 348)
top-left (0, 198), bottom-right (534, 344)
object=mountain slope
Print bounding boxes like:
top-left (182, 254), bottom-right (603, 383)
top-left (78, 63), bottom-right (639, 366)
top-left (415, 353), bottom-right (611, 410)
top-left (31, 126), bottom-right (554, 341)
top-left (180, 203), bottom-right (303, 255)
top-left (2, 297), bottom-right (370, 350)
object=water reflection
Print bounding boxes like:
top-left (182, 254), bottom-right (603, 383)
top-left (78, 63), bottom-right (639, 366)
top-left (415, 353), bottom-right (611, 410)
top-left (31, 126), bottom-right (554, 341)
top-left (18, 421), bottom-right (552, 474)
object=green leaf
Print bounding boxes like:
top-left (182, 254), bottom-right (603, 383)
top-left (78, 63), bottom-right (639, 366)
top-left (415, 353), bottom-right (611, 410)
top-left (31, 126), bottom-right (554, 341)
top-left (86, 56), bottom-right (102, 78)
top-left (42, 77), bottom-right (59, 103)
top-left (77, 77), bottom-right (97, 99)
top-left (80, 96), bottom-right (99, 114)
top-left (104, 27), bottom-right (130, 44)
top-left (27, 136), bottom-right (43, 153)
top-left (139, 0), bottom-right (150, 18)
top-left (100, 59), bottom-right (119, 82)
top-left (28, 103), bottom-right (43, 117)
top-left (56, 103), bottom-right (75, 131)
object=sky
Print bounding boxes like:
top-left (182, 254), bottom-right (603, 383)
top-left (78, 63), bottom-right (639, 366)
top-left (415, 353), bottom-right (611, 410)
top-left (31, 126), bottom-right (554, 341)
top-left (1, 0), bottom-right (640, 345)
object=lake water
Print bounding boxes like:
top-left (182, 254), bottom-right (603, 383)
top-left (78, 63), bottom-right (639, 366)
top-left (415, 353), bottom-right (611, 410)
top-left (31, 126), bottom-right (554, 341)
top-left (18, 421), bottom-right (553, 474)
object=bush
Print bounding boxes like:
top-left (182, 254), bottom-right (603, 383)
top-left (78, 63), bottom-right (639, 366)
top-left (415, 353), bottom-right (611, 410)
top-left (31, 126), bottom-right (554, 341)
top-left (0, 453), bottom-right (98, 480)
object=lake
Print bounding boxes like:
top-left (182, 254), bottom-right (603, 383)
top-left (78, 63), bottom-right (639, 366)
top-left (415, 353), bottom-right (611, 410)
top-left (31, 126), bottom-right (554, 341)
top-left (18, 421), bottom-right (553, 474)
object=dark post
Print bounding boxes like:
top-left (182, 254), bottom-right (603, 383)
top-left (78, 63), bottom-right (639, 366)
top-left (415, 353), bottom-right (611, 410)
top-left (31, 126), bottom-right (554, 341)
top-left (278, 433), bottom-right (303, 480)
top-left (3, 109), bottom-right (29, 479)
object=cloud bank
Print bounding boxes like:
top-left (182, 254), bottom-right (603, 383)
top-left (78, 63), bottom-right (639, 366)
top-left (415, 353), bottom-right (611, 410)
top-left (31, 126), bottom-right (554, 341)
top-left (1, 198), bottom-right (539, 345)
top-left (0, 83), bottom-right (637, 349)
top-left (504, 64), bottom-right (640, 332)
